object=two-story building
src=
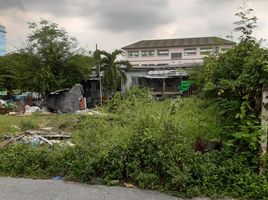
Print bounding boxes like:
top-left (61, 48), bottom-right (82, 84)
top-left (121, 36), bottom-right (235, 96)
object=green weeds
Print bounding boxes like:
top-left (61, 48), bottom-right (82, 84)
top-left (0, 88), bottom-right (267, 199)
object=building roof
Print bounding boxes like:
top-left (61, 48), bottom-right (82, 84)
top-left (122, 36), bottom-right (235, 50)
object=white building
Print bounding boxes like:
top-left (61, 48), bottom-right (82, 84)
top-left (122, 36), bottom-right (235, 67)
top-left (0, 25), bottom-right (6, 56)
top-left (121, 36), bottom-right (235, 96)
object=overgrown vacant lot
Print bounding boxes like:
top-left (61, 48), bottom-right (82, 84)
top-left (0, 114), bottom-right (78, 138)
top-left (0, 90), bottom-right (267, 199)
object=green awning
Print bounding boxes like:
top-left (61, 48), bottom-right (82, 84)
top-left (179, 80), bottom-right (193, 92)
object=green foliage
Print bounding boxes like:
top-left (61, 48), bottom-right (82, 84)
top-left (124, 86), bottom-right (153, 101)
top-left (234, 4), bottom-right (258, 41)
top-left (1, 94), bottom-right (268, 199)
top-left (93, 49), bottom-right (132, 95)
top-left (196, 7), bottom-right (268, 160)
top-left (106, 86), bottom-right (153, 113)
top-left (0, 53), bottom-right (26, 93)
top-left (4, 19), bottom-right (92, 96)
top-left (19, 120), bottom-right (38, 131)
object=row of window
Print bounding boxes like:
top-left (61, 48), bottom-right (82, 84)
top-left (132, 63), bottom-right (169, 67)
top-left (128, 47), bottom-right (229, 58)
top-left (128, 49), bottom-right (167, 58)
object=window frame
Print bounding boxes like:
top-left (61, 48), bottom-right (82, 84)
top-left (171, 52), bottom-right (182, 60)
top-left (148, 50), bottom-right (155, 57)
top-left (200, 47), bottom-right (213, 55)
top-left (128, 51), bottom-right (139, 58)
top-left (141, 50), bottom-right (149, 57)
top-left (157, 49), bottom-right (169, 56)
top-left (184, 48), bottom-right (197, 56)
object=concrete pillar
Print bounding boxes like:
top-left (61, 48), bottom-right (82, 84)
top-left (162, 78), bottom-right (166, 98)
top-left (260, 86), bottom-right (268, 175)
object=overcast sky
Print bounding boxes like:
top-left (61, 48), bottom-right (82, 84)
top-left (0, 0), bottom-right (268, 53)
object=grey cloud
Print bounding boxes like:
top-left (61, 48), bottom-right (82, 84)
top-left (0, 0), bottom-right (38, 11)
top-left (86, 0), bottom-right (172, 32)
top-left (0, 0), bottom-right (173, 32)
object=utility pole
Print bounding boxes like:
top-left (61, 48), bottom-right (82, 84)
top-left (96, 44), bottom-right (103, 106)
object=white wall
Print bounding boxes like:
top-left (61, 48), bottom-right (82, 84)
top-left (125, 44), bottom-right (233, 66)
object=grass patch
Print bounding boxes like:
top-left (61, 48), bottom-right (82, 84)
top-left (0, 113), bottom-right (78, 138)
top-left (0, 88), bottom-right (267, 199)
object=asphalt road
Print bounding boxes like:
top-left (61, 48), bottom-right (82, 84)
top-left (0, 177), bottom-right (184, 200)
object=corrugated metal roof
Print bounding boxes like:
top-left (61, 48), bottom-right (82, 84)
top-left (122, 36), bottom-right (235, 50)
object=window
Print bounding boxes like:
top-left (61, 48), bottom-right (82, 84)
top-left (184, 48), bottom-right (197, 56)
top-left (171, 53), bottom-right (182, 60)
top-left (148, 50), bottom-right (155, 56)
top-left (200, 47), bottom-right (213, 55)
top-left (157, 49), bottom-right (169, 56)
top-left (141, 50), bottom-right (148, 57)
top-left (157, 63), bottom-right (168, 66)
top-left (148, 64), bottom-right (156, 66)
top-left (128, 51), bottom-right (139, 57)
top-left (131, 77), bottom-right (139, 85)
top-left (141, 50), bottom-right (155, 57)
top-left (141, 64), bottom-right (148, 66)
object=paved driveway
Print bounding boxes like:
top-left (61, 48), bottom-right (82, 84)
top-left (0, 177), bottom-right (182, 200)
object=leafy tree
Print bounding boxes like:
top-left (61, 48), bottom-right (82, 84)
top-left (0, 53), bottom-right (26, 94)
top-left (21, 19), bottom-right (92, 97)
top-left (94, 49), bottom-right (132, 95)
top-left (200, 6), bottom-right (268, 160)
top-left (234, 4), bottom-right (257, 41)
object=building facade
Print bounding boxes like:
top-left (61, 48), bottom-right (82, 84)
top-left (0, 25), bottom-right (6, 56)
top-left (122, 36), bottom-right (235, 67)
top-left (121, 36), bottom-right (235, 97)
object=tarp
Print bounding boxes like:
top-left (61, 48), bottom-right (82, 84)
top-left (0, 91), bottom-right (7, 96)
top-left (179, 80), bottom-right (193, 92)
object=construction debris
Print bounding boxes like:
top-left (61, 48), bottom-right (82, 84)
top-left (0, 99), bottom-right (7, 107)
top-left (0, 99), bottom-right (16, 115)
top-left (75, 108), bottom-right (107, 116)
top-left (25, 105), bottom-right (41, 113)
top-left (123, 181), bottom-right (137, 188)
top-left (2, 127), bottom-right (74, 147)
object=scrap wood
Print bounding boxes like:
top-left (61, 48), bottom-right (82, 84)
top-left (25, 129), bottom-right (71, 137)
top-left (122, 181), bottom-right (137, 188)
top-left (39, 127), bottom-right (54, 131)
top-left (3, 134), bottom-right (53, 146)
top-left (39, 134), bottom-right (71, 139)
top-left (5, 134), bottom-right (25, 145)
top-left (25, 130), bottom-right (58, 135)
top-left (3, 127), bottom-right (73, 147)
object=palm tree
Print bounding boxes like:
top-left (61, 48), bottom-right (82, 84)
top-left (94, 49), bottom-right (132, 96)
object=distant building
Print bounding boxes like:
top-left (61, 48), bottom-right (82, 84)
top-left (122, 36), bottom-right (235, 67)
top-left (121, 36), bottom-right (235, 96)
top-left (0, 25), bottom-right (6, 56)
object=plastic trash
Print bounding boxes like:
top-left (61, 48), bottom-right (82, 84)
top-left (52, 176), bottom-right (63, 181)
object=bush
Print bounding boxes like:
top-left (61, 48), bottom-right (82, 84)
top-left (19, 120), bottom-right (38, 131)
top-left (1, 95), bottom-right (268, 199)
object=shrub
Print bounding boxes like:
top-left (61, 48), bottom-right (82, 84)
top-left (1, 95), bottom-right (268, 199)
top-left (19, 120), bottom-right (38, 131)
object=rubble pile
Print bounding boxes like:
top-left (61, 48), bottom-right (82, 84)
top-left (2, 127), bottom-right (74, 147)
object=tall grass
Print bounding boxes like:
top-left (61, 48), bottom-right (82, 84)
top-left (0, 88), bottom-right (267, 199)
